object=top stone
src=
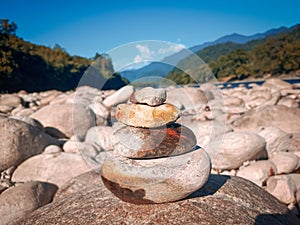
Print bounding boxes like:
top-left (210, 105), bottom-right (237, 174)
top-left (130, 87), bottom-right (166, 106)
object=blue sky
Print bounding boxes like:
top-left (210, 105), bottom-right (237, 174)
top-left (1, 0), bottom-right (300, 58)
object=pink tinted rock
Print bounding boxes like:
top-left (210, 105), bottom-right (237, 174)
top-left (237, 160), bottom-right (277, 186)
top-left (101, 148), bottom-right (211, 204)
top-left (265, 175), bottom-right (297, 204)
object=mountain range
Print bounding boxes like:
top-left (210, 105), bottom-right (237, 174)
top-left (120, 25), bottom-right (293, 82)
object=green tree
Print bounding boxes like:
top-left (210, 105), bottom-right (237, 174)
top-left (0, 19), bottom-right (17, 35)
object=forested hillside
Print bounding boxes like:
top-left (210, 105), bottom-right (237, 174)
top-left (167, 24), bottom-right (300, 83)
top-left (0, 19), bottom-right (127, 92)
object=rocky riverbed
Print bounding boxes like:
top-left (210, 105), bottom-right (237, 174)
top-left (0, 78), bottom-right (300, 224)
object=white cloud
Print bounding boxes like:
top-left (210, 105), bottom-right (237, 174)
top-left (157, 44), bottom-right (186, 55)
top-left (133, 44), bottom-right (155, 63)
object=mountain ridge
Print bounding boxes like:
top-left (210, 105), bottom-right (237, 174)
top-left (120, 25), bottom-right (293, 81)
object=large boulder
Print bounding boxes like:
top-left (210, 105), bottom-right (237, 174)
top-left (12, 152), bottom-right (91, 188)
top-left (15, 172), bottom-right (299, 225)
top-left (30, 103), bottom-right (96, 139)
top-left (0, 181), bottom-right (57, 225)
top-left (0, 115), bottom-right (50, 171)
top-left (232, 105), bottom-right (300, 133)
top-left (205, 131), bottom-right (267, 170)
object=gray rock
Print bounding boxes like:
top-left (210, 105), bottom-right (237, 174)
top-left (103, 85), bottom-right (134, 108)
top-left (232, 105), bottom-right (300, 133)
top-left (0, 181), bottom-right (57, 225)
top-left (12, 152), bottom-right (91, 188)
top-left (205, 131), bottom-right (267, 170)
top-left (130, 87), bottom-right (166, 106)
top-left (85, 126), bottom-right (114, 151)
top-left (30, 103), bottom-right (96, 139)
top-left (258, 126), bottom-right (291, 156)
top-left (0, 115), bottom-right (50, 171)
top-left (15, 174), bottom-right (299, 225)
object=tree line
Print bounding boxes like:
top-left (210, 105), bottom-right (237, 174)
top-left (0, 19), bottom-right (128, 93)
top-left (167, 24), bottom-right (300, 83)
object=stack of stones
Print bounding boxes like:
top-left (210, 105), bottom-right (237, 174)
top-left (101, 87), bottom-right (211, 204)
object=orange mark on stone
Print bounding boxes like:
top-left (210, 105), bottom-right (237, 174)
top-left (129, 110), bottom-right (135, 118)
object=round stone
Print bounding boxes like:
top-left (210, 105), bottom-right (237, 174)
top-left (101, 148), bottom-right (211, 204)
top-left (113, 122), bottom-right (196, 158)
top-left (130, 87), bottom-right (166, 106)
top-left (116, 103), bottom-right (180, 128)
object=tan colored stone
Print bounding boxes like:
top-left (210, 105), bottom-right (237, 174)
top-left (237, 160), bottom-right (277, 186)
top-left (12, 152), bottom-right (91, 188)
top-left (265, 175), bottom-right (297, 204)
top-left (116, 103), bottom-right (180, 128)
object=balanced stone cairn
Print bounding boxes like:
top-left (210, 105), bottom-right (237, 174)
top-left (101, 87), bottom-right (211, 204)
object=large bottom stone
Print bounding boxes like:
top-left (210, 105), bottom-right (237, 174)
top-left (14, 172), bottom-right (300, 225)
top-left (113, 122), bottom-right (196, 158)
top-left (101, 148), bottom-right (211, 204)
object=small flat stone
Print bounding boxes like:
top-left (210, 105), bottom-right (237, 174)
top-left (130, 87), bottom-right (166, 106)
top-left (113, 122), bottom-right (196, 158)
top-left (116, 103), bottom-right (180, 128)
top-left (101, 148), bottom-right (211, 204)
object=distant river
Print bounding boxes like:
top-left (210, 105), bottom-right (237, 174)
top-left (216, 78), bottom-right (300, 89)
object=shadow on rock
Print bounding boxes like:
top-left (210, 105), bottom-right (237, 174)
top-left (187, 174), bottom-right (230, 199)
top-left (255, 213), bottom-right (300, 225)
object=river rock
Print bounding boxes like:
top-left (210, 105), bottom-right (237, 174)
top-left (232, 105), bottom-right (300, 133)
top-left (103, 85), bottom-right (134, 108)
top-left (265, 175), bottom-right (297, 204)
top-left (262, 78), bottom-right (293, 90)
top-left (237, 160), bottom-right (277, 186)
top-left (0, 94), bottom-right (23, 107)
top-left (116, 103), bottom-right (180, 128)
top-left (289, 133), bottom-right (300, 152)
top-left (0, 115), bottom-right (50, 171)
top-left (112, 122), bottom-right (196, 158)
top-left (14, 174), bottom-right (299, 225)
top-left (30, 103), bottom-right (96, 139)
top-left (258, 126), bottom-right (291, 156)
top-left (277, 97), bottom-right (299, 108)
top-left (270, 152), bottom-right (300, 174)
top-left (205, 131), bottom-right (267, 170)
top-left (0, 181), bottom-right (58, 225)
top-left (101, 148), bottom-right (211, 204)
top-left (85, 126), bottom-right (114, 151)
top-left (12, 152), bottom-right (91, 188)
top-left (130, 87), bottom-right (166, 106)
top-left (167, 87), bottom-right (208, 109)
